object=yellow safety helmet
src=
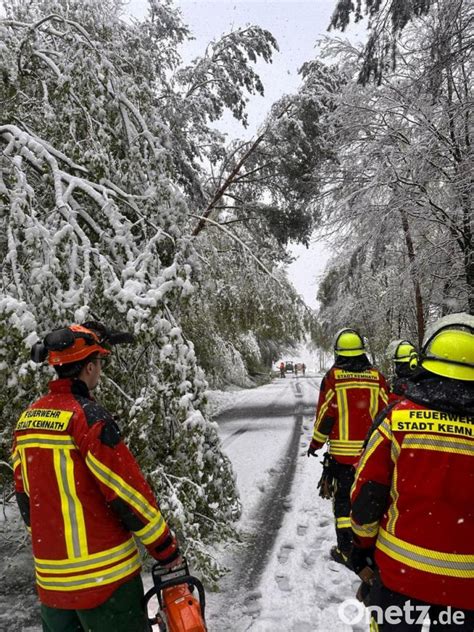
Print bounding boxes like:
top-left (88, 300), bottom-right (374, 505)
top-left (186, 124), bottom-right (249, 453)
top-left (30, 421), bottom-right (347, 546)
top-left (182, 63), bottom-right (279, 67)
top-left (334, 329), bottom-right (366, 357)
top-left (421, 313), bottom-right (474, 381)
top-left (389, 340), bottom-right (418, 369)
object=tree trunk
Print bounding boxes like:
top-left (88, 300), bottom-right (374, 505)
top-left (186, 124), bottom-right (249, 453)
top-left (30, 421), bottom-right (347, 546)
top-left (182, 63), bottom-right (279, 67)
top-left (192, 133), bottom-right (265, 237)
top-left (399, 209), bottom-right (425, 347)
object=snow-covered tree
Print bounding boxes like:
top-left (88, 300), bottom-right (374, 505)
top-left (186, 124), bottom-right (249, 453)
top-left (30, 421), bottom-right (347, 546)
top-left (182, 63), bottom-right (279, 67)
top-left (317, 0), bottom-right (472, 349)
top-left (0, 0), bottom-right (284, 582)
top-left (329, 0), bottom-right (437, 83)
top-left (182, 223), bottom-right (307, 387)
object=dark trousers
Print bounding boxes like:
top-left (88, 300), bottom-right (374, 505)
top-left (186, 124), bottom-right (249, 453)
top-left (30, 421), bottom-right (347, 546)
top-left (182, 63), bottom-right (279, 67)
top-left (332, 461), bottom-right (355, 553)
top-left (369, 583), bottom-right (474, 631)
top-left (41, 574), bottom-right (149, 632)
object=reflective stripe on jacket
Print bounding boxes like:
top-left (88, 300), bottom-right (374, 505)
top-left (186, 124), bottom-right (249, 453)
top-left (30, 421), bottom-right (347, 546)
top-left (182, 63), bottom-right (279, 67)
top-left (311, 366), bottom-right (389, 464)
top-left (351, 398), bottom-right (474, 609)
top-left (12, 378), bottom-right (176, 609)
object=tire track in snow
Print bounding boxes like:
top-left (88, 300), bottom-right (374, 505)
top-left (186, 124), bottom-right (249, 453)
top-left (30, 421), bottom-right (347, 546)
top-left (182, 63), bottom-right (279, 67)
top-left (209, 377), bottom-right (321, 629)
top-left (233, 381), bottom-right (306, 592)
top-left (218, 378), bottom-right (318, 449)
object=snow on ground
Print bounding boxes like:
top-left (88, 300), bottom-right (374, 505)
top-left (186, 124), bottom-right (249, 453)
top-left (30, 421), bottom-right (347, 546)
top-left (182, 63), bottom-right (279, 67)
top-left (248, 426), bottom-right (362, 632)
top-left (214, 379), bottom-right (303, 519)
top-left (205, 386), bottom-right (245, 419)
top-left (202, 373), bottom-right (367, 632)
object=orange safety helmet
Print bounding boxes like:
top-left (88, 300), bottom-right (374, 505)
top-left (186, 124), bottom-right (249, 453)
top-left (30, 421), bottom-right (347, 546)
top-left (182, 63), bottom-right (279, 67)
top-left (46, 324), bottom-right (110, 366)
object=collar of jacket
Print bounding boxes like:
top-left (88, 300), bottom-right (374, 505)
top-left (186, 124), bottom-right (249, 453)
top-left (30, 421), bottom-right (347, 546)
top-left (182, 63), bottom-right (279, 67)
top-left (334, 354), bottom-right (372, 371)
top-left (405, 369), bottom-right (474, 417)
top-left (48, 378), bottom-right (91, 399)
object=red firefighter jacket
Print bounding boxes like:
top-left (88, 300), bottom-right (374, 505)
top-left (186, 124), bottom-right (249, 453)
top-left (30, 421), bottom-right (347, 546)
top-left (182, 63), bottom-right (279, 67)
top-left (12, 378), bottom-right (179, 610)
top-left (310, 363), bottom-right (389, 465)
top-left (350, 374), bottom-right (474, 609)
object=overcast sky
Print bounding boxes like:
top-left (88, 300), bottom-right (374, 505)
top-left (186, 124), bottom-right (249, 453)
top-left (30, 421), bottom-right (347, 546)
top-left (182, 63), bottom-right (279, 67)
top-left (125, 0), bottom-right (366, 308)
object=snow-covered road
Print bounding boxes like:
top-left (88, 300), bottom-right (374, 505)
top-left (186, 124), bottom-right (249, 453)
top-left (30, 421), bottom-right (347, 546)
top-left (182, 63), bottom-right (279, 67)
top-left (205, 374), bottom-right (365, 632)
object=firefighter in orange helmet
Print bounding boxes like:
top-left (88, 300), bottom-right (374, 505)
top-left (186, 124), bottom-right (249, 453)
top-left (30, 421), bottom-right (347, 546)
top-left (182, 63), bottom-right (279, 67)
top-left (13, 323), bottom-right (181, 632)
top-left (307, 328), bottom-right (389, 565)
top-left (350, 314), bottom-right (474, 630)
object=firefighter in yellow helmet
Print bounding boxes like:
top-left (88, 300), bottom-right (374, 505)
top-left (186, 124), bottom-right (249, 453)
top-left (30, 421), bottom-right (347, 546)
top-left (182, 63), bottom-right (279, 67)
top-left (308, 328), bottom-right (389, 564)
top-left (12, 323), bottom-right (181, 632)
top-left (350, 313), bottom-right (474, 629)
top-left (386, 339), bottom-right (419, 402)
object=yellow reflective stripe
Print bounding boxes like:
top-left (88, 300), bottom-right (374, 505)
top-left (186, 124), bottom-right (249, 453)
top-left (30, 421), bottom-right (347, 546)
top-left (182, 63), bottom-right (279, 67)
top-left (86, 452), bottom-right (155, 522)
top-left (377, 528), bottom-right (474, 577)
top-left (15, 434), bottom-right (76, 450)
top-left (402, 435), bottom-right (474, 456)
top-left (351, 520), bottom-right (379, 538)
top-left (369, 387), bottom-right (378, 420)
top-left (54, 450), bottom-right (87, 558)
top-left (355, 432), bottom-right (384, 477)
top-left (19, 448), bottom-right (30, 495)
top-left (315, 388), bottom-right (335, 427)
top-left (334, 382), bottom-right (382, 421)
top-left (312, 429), bottom-right (328, 442)
top-left (378, 420), bottom-right (392, 441)
top-left (335, 382), bottom-right (382, 389)
top-left (54, 450), bottom-right (74, 557)
top-left (330, 446), bottom-right (362, 452)
top-left (379, 527), bottom-right (474, 562)
top-left (135, 512), bottom-right (167, 546)
top-left (336, 517), bottom-right (352, 529)
top-left (390, 432), bottom-right (401, 464)
top-left (36, 552), bottom-right (141, 591)
top-left (330, 440), bottom-right (364, 447)
top-left (380, 388), bottom-right (389, 405)
top-left (12, 449), bottom-right (21, 471)
top-left (330, 448), bottom-right (363, 455)
top-left (35, 539), bottom-right (137, 574)
top-left (64, 450), bottom-right (88, 557)
top-left (337, 389), bottom-right (349, 440)
top-left (387, 435), bottom-right (401, 533)
top-left (35, 537), bottom-right (137, 573)
top-left (330, 439), bottom-right (364, 455)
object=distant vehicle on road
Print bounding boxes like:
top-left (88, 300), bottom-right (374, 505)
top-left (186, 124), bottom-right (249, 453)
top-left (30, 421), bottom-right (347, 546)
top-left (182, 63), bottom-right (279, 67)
top-left (285, 361), bottom-right (294, 373)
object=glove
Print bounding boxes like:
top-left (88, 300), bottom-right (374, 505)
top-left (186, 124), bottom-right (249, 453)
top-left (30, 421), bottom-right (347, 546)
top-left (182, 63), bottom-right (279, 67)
top-left (316, 452), bottom-right (336, 499)
top-left (307, 440), bottom-right (319, 457)
top-left (149, 531), bottom-right (181, 567)
top-left (318, 476), bottom-right (335, 499)
top-left (350, 546), bottom-right (376, 576)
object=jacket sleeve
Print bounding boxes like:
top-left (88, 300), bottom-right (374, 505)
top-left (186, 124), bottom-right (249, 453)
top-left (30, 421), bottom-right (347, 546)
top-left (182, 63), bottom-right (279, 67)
top-left (75, 409), bottom-right (179, 565)
top-left (12, 438), bottom-right (31, 530)
top-left (310, 373), bottom-right (336, 451)
top-left (350, 415), bottom-right (393, 548)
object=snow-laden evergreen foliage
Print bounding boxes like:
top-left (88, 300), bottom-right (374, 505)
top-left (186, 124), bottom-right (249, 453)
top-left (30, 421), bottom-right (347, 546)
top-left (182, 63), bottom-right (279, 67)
top-left (0, 0), bottom-right (285, 582)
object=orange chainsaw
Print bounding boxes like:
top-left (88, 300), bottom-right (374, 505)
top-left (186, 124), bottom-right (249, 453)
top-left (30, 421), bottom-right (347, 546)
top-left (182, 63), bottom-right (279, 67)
top-left (143, 558), bottom-right (207, 632)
